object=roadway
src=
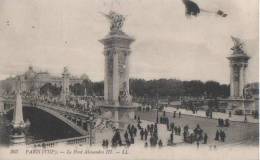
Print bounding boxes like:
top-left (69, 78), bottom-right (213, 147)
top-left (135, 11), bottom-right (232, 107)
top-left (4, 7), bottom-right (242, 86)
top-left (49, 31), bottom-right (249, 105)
top-left (136, 110), bottom-right (259, 146)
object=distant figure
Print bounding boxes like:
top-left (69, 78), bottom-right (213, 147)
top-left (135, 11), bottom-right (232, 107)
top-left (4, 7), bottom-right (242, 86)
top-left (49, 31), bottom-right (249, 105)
top-left (124, 131), bottom-right (129, 141)
top-left (158, 139), bottom-right (163, 148)
top-left (138, 116), bottom-right (141, 122)
top-left (170, 132), bottom-right (174, 144)
top-left (145, 142), bottom-right (148, 148)
top-left (144, 129), bottom-right (148, 141)
top-left (179, 112), bottom-right (181, 118)
top-left (220, 130), bottom-right (226, 142)
top-left (170, 122), bottom-right (175, 132)
top-left (196, 140), bottom-right (200, 148)
top-left (244, 114), bottom-right (248, 122)
top-left (215, 130), bottom-right (219, 141)
top-left (140, 129), bottom-right (144, 140)
top-left (102, 140), bottom-right (106, 147)
top-left (224, 119), bottom-right (230, 127)
top-left (173, 111), bottom-right (176, 118)
top-left (229, 111), bottom-right (232, 118)
top-left (178, 126), bottom-right (181, 135)
top-left (203, 133), bottom-right (208, 144)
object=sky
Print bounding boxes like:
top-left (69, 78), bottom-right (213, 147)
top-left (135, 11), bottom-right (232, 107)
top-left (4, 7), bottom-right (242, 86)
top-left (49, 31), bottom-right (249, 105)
top-left (0, 0), bottom-right (258, 84)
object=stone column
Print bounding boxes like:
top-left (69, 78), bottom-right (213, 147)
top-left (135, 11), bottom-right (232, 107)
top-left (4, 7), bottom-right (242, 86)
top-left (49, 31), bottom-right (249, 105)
top-left (104, 54), bottom-right (108, 102)
top-left (243, 64), bottom-right (247, 94)
top-left (113, 51), bottom-right (119, 106)
top-left (125, 52), bottom-right (130, 95)
top-left (12, 91), bottom-right (24, 127)
top-left (239, 65), bottom-right (244, 97)
top-left (230, 64), bottom-right (234, 97)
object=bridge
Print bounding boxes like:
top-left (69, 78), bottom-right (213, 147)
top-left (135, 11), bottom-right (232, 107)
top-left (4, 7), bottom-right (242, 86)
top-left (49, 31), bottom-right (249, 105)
top-left (1, 96), bottom-right (96, 136)
top-left (27, 134), bottom-right (93, 148)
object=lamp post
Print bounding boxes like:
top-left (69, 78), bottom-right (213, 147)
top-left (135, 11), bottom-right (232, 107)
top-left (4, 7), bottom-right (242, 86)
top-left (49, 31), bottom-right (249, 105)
top-left (89, 114), bottom-right (94, 146)
top-left (156, 93), bottom-right (159, 124)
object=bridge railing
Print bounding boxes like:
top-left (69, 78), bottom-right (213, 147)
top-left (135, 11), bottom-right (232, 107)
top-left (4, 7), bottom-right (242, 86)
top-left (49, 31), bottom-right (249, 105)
top-left (27, 135), bottom-right (94, 148)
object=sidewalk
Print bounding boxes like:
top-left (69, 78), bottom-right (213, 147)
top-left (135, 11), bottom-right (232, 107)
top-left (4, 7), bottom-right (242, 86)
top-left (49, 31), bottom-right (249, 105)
top-left (164, 107), bottom-right (259, 124)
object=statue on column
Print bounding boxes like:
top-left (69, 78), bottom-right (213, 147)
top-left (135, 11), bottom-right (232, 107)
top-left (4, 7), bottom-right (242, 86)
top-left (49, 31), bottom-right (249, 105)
top-left (102, 11), bottom-right (126, 32)
top-left (231, 36), bottom-right (245, 54)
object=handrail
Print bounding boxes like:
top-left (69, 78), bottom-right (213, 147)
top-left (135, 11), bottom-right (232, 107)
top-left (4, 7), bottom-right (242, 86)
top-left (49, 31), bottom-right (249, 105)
top-left (27, 135), bottom-right (94, 148)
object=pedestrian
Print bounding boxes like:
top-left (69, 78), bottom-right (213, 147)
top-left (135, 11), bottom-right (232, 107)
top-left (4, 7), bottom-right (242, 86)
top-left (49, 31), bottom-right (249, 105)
top-left (126, 139), bottom-right (130, 147)
top-left (215, 130), bottom-right (219, 141)
top-left (147, 124), bottom-right (150, 132)
top-left (151, 124), bottom-right (154, 133)
top-left (170, 122), bottom-right (175, 132)
top-left (221, 119), bottom-right (224, 127)
top-left (144, 129), bottom-right (148, 141)
top-left (124, 131), bottom-right (129, 141)
top-left (222, 131), bottom-right (226, 142)
top-left (229, 111), bottom-right (232, 118)
top-left (134, 127), bottom-right (137, 137)
top-left (218, 118), bottom-right (221, 126)
top-left (225, 119), bottom-right (230, 127)
top-left (174, 126), bottom-right (178, 134)
top-left (140, 129), bottom-right (144, 140)
top-left (178, 126), bottom-right (181, 135)
top-left (158, 139), bottom-right (163, 148)
top-left (203, 133), bottom-right (208, 144)
top-left (127, 124), bottom-right (131, 132)
top-left (179, 112), bottom-right (181, 118)
top-left (137, 122), bottom-right (141, 129)
top-left (196, 140), bottom-right (200, 148)
top-left (131, 137), bottom-right (134, 144)
top-left (145, 142), bottom-right (148, 148)
top-left (220, 130), bottom-right (226, 142)
top-left (166, 118), bottom-right (170, 130)
top-left (102, 140), bottom-right (105, 147)
top-left (149, 136), bottom-right (154, 147)
top-left (244, 114), bottom-right (248, 122)
top-left (170, 132), bottom-right (174, 144)
top-left (105, 139), bottom-right (108, 147)
top-left (173, 111), bottom-right (176, 118)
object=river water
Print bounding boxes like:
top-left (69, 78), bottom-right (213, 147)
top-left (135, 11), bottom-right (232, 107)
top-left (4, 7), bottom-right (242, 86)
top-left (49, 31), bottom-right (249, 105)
top-left (0, 107), bottom-right (81, 146)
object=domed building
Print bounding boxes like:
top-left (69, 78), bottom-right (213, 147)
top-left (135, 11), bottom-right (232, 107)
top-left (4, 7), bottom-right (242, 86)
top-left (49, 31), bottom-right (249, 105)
top-left (4, 66), bottom-right (82, 95)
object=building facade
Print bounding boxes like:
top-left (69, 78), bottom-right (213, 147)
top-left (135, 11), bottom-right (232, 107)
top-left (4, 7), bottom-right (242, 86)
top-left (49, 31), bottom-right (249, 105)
top-left (4, 66), bottom-right (82, 94)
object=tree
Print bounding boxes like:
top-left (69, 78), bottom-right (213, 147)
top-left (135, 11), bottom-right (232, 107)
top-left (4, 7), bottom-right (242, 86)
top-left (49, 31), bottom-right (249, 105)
top-left (40, 83), bottom-right (61, 96)
top-left (204, 81), bottom-right (221, 98)
top-left (183, 80), bottom-right (204, 97)
top-left (70, 83), bottom-right (84, 96)
top-left (1, 79), bottom-right (14, 95)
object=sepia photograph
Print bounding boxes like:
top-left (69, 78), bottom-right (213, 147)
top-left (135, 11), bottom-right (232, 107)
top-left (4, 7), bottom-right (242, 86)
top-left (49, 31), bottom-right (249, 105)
top-left (0, 0), bottom-right (258, 159)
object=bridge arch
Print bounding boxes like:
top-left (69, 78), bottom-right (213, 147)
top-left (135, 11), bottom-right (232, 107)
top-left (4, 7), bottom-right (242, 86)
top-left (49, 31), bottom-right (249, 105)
top-left (5, 104), bottom-right (88, 136)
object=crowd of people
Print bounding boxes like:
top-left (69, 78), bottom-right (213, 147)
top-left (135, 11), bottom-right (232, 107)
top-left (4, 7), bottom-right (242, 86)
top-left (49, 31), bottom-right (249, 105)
top-left (137, 105), bottom-right (152, 112)
top-left (215, 129), bottom-right (226, 142)
top-left (218, 118), bottom-right (230, 127)
top-left (15, 91), bottom-right (103, 116)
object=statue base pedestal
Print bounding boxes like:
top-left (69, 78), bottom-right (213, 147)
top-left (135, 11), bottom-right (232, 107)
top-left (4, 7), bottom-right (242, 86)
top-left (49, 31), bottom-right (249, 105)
top-left (10, 133), bottom-right (26, 145)
top-left (100, 104), bottom-right (137, 130)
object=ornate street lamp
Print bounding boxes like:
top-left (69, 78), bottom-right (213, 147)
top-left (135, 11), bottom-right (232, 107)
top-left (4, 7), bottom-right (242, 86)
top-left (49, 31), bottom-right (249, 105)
top-left (89, 114), bottom-right (95, 146)
top-left (156, 93), bottom-right (159, 124)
